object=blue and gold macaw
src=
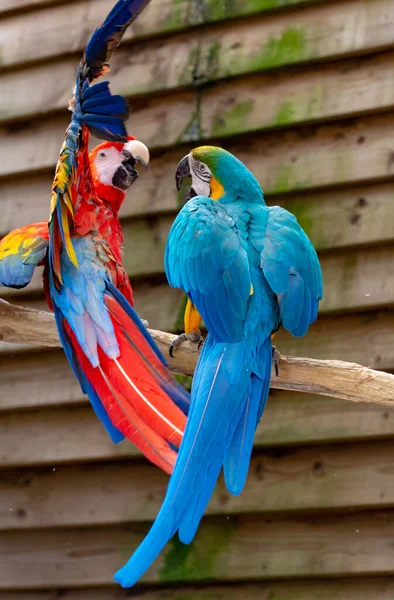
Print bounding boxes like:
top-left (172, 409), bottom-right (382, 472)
top-left (114, 145), bottom-right (323, 587)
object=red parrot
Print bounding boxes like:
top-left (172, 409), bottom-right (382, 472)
top-left (0, 0), bottom-right (189, 474)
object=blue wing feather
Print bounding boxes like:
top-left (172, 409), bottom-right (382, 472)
top-left (260, 206), bottom-right (323, 336)
top-left (165, 196), bottom-right (252, 343)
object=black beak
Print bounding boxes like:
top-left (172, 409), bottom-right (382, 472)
top-left (175, 154), bottom-right (191, 191)
top-left (112, 151), bottom-right (139, 191)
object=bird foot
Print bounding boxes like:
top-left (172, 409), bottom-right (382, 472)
top-left (169, 329), bottom-right (204, 358)
top-left (140, 319), bottom-right (149, 328)
top-left (272, 345), bottom-right (280, 377)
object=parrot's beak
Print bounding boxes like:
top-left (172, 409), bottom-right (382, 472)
top-left (112, 140), bottom-right (150, 191)
top-left (175, 154), bottom-right (191, 191)
top-left (123, 139), bottom-right (150, 170)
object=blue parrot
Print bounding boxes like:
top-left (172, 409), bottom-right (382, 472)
top-left (114, 145), bottom-right (323, 587)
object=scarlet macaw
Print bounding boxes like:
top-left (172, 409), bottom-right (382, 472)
top-left (0, 0), bottom-right (189, 474)
top-left (114, 145), bottom-right (323, 587)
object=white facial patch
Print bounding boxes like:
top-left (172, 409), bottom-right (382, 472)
top-left (190, 155), bottom-right (212, 197)
top-left (93, 146), bottom-right (123, 185)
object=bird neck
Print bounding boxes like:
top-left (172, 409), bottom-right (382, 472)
top-left (93, 181), bottom-right (126, 214)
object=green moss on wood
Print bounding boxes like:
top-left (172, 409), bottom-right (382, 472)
top-left (178, 45), bottom-right (201, 87)
top-left (202, 40), bottom-right (221, 82)
top-left (163, 0), bottom-right (197, 31)
top-left (204, 0), bottom-right (317, 22)
top-left (226, 27), bottom-right (309, 78)
top-left (159, 519), bottom-right (235, 582)
top-left (211, 99), bottom-right (255, 137)
top-left (275, 101), bottom-right (296, 126)
top-left (178, 92), bottom-right (202, 143)
top-left (272, 164), bottom-right (296, 193)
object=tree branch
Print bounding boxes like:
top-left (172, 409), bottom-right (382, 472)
top-left (1, 298), bottom-right (393, 406)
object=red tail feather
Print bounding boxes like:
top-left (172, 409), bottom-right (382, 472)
top-left (64, 298), bottom-right (187, 474)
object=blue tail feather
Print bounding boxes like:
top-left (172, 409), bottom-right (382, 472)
top-left (114, 335), bottom-right (257, 588)
top-left (224, 339), bottom-right (272, 496)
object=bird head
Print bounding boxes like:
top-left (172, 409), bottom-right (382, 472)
top-left (89, 137), bottom-right (150, 206)
top-left (175, 145), bottom-right (263, 203)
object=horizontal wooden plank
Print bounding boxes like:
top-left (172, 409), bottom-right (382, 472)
top-left (2, 173), bottom-right (394, 267)
top-left (0, 0), bottom-right (61, 18)
top-left (4, 227), bottom-right (394, 320)
top-left (2, 0), bottom-right (394, 124)
top-left (275, 310), bottom-right (394, 371)
top-left (0, 0), bottom-right (323, 69)
top-left (201, 50), bottom-right (394, 139)
top-left (2, 439), bottom-right (394, 529)
top-left (277, 181), bottom-right (394, 252)
top-left (3, 369), bottom-right (394, 466)
top-left (5, 48), bottom-right (394, 181)
top-left (3, 510), bottom-right (394, 587)
top-left (3, 579), bottom-right (394, 600)
top-left (0, 307), bottom-right (393, 409)
top-left (122, 223), bottom-right (394, 315)
top-left (3, 111), bottom-right (394, 242)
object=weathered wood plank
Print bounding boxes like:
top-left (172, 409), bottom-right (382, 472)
top-left (4, 298), bottom-right (394, 407)
top-left (201, 51), bottom-right (394, 139)
top-left (0, 350), bottom-right (82, 409)
top-left (2, 379), bottom-right (394, 466)
top-left (5, 48), bottom-right (394, 181)
top-left (123, 224), bottom-right (394, 315)
top-left (275, 310), bottom-right (394, 371)
top-left (0, 0), bottom-right (323, 69)
top-left (0, 0), bottom-right (62, 18)
top-left (2, 0), bottom-right (394, 123)
top-left (2, 172), bottom-right (394, 266)
top-left (2, 275), bottom-right (394, 370)
top-left (276, 182), bottom-right (394, 252)
top-left (3, 510), bottom-right (394, 587)
top-left (3, 579), bottom-right (394, 600)
top-left (3, 111), bottom-right (394, 240)
top-left (3, 440), bottom-right (394, 529)
top-left (4, 224), bottom-right (393, 319)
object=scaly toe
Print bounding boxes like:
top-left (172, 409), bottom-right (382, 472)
top-left (169, 330), bottom-right (205, 357)
top-left (169, 333), bottom-right (188, 358)
top-left (272, 345), bottom-right (281, 377)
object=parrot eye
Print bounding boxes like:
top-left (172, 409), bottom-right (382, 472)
top-left (99, 151), bottom-right (106, 158)
top-left (198, 163), bottom-right (206, 172)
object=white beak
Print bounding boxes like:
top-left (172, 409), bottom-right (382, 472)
top-left (123, 140), bottom-right (150, 168)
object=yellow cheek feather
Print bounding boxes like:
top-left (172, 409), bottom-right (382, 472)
top-left (184, 298), bottom-right (202, 334)
top-left (210, 176), bottom-right (224, 200)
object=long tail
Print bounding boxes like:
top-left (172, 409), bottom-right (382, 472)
top-left (57, 282), bottom-right (190, 475)
top-left (114, 335), bottom-right (272, 587)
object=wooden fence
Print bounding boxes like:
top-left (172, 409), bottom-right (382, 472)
top-left (1, 0), bottom-right (394, 597)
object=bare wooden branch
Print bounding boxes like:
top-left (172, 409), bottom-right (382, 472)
top-left (1, 298), bottom-right (394, 406)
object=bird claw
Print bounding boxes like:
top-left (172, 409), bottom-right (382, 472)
top-left (169, 329), bottom-right (205, 358)
top-left (140, 319), bottom-right (149, 328)
top-left (272, 345), bottom-right (280, 377)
